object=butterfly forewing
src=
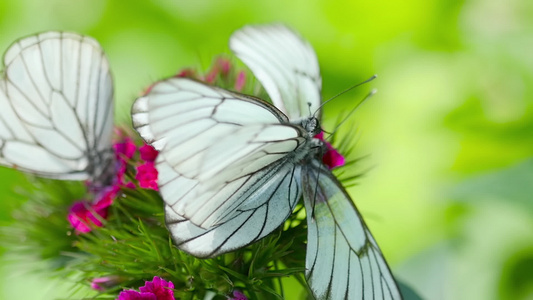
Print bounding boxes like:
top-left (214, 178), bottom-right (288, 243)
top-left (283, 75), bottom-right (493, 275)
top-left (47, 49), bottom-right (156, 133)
top-left (132, 78), bottom-right (311, 229)
top-left (230, 24), bottom-right (322, 121)
top-left (0, 32), bottom-right (114, 181)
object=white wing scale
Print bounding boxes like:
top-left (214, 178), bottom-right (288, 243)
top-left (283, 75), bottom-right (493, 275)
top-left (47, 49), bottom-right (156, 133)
top-left (0, 32), bottom-right (114, 181)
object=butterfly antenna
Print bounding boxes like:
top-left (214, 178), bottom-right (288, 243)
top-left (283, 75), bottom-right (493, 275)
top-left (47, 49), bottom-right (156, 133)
top-left (312, 74), bottom-right (377, 118)
top-left (326, 88), bottom-right (377, 140)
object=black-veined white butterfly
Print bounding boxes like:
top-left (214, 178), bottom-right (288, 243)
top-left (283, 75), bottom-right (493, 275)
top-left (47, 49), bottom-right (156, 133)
top-left (0, 32), bottom-right (114, 184)
top-left (132, 24), bottom-right (402, 300)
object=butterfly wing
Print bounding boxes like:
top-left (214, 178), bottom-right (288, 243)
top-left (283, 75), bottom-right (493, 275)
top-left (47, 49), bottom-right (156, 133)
top-left (230, 24), bottom-right (322, 122)
top-left (302, 161), bottom-right (402, 300)
top-left (0, 32), bottom-right (114, 181)
top-left (164, 163), bottom-right (301, 258)
top-left (132, 78), bottom-right (308, 229)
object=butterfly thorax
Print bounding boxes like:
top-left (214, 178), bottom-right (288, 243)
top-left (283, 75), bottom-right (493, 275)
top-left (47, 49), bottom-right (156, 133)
top-left (292, 117), bottom-right (327, 165)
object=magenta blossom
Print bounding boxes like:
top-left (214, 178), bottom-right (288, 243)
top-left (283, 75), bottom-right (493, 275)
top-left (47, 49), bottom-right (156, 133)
top-left (235, 71), bottom-right (246, 92)
top-left (114, 138), bottom-right (137, 161)
top-left (139, 144), bottom-right (158, 162)
top-left (91, 276), bottom-right (121, 291)
top-left (117, 290), bottom-right (156, 300)
top-left (230, 290), bottom-right (248, 300)
top-left (69, 137), bottom-right (160, 233)
top-left (117, 277), bottom-right (175, 300)
top-left (136, 162), bottom-right (159, 191)
top-left (67, 201), bottom-right (105, 233)
top-left (136, 144), bottom-right (159, 191)
top-left (314, 131), bottom-right (345, 169)
top-left (205, 58), bottom-right (232, 83)
top-left (176, 68), bottom-right (197, 79)
top-left (68, 185), bottom-right (119, 233)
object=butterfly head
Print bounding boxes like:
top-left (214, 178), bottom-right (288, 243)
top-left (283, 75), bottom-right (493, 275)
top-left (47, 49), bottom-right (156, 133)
top-left (301, 117), bottom-right (321, 137)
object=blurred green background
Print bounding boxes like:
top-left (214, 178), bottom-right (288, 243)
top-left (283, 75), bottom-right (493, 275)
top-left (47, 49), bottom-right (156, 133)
top-left (0, 0), bottom-right (532, 299)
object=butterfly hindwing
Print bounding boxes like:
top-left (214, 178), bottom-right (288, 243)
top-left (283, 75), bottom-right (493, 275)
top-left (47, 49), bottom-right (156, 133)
top-left (0, 32), bottom-right (114, 181)
top-left (302, 161), bottom-right (402, 300)
top-left (164, 163), bottom-right (301, 258)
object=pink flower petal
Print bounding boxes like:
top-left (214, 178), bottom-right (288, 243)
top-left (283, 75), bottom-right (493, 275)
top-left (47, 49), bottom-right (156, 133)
top-left (139, 277), bottom-right (175, 300)
top-left (114, 139), bottom-right (137, 160)
top-left (93, 185), bottom-right (120, 208)
top-left (234, 71), bottom-right (246, 92)
top-left (68, 201), bottom-right (107, 233)
top-left (314, 131), bottom-right (345, 169)
top-left (216, 58), bottom-right (231, 76)
top-left (139, 144), bottom-right (158, 162)
top-left (176, 68), bottom-right (196, 78)
top-left (322, 147), bottom-right (345, 169)
top-left (91, 276), bottom-right (120, 291)
top-left (136, 163), bottom-right (159, 191)
top-left (231, 290), bottom-right (248, 300)
top-left (117, 290), bottom-right (157, 300)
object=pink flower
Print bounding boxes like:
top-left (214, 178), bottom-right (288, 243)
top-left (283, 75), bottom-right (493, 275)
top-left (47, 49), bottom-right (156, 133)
top-left (314, 132), bottom-right (345, 169)
top-left (112, 137), bottom-right (139, 189)
top-left (217, 58), bottom-right (231, 76)
top-left (230, 290), bottom-right (248, 300)
top-left (117, 277), bottom-right (175, 300)
top-left (235, 71), bottom-right (246, 92)
top-left (91, 276), bottom-right (121, 291)
top-left (67, 200), bottom-right (108, 233)
top-left (139, 276), bottom-right (175, 300)
top-left (205, 58), bottom-right (232, 83)
top-left (94, 185), bottom-right (120, 208)
top-left (118, 290), bottom-right (157, 300)
top-left (139, 144), bottom-right (158, 162)
top-left (176, 68), bottom-right (197, 79)
top-left (68, 181), bottom-right (120, 233)
top-left (114, 138), bottom-right (137, 161)
top-left (136, 162), bottom-right (159, 191)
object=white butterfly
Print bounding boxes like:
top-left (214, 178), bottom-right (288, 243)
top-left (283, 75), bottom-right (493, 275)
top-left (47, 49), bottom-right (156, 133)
top-left (0, 32), bottom-right (114, 183)
top-left (132, 24), bottom-right (402, 300)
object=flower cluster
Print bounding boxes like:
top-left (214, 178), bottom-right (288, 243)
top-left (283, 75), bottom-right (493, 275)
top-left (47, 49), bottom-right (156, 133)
top-left (176, 57), bottom-right (247, 92)
top-left (136, 144), bottom-right (159, 190)
top-left (117, 277), bottom-right (175, 300)
top-left (67, 137), bottom-right (159, 233)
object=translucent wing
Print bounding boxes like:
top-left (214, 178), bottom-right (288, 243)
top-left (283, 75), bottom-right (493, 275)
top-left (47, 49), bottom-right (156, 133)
top-left (230, 24), bottom-right (322, 122)
top-left (0, 32), bottom-right (114, 181)
top-left (132, 78), bottom-right (309, 228)
top-left (302, 161), bottom-right (402, 300)
top-left (164, 163), bottom-right (301, 258)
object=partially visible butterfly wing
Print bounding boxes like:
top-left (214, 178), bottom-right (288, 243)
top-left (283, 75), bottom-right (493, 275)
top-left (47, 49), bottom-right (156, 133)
top-left (164, 163), bottom-right (301, 258)
top-left (132, 78), bottom-right (308, 228)
top-left (0, 32), bottom-right (114, 181)
top-left (230, 24), bottom-right (322, 122)
top-left (302, 161), bottom-right (402, 300)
